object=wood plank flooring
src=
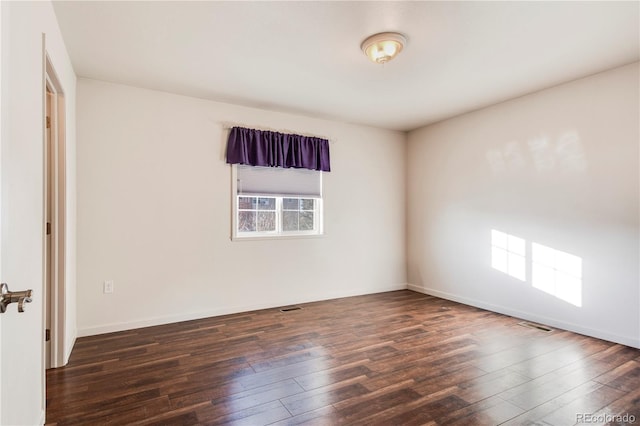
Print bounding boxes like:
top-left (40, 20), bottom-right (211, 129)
top-left (46, 290), bottom-right (640, 425)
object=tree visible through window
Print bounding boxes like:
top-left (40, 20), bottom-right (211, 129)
top-left (283, 198), bottom-right (315, 232)
top-left (238, 197), bottom-right (276, 233)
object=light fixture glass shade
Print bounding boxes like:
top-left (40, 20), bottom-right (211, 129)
top-left (361, 32), bottom-right (407, 64)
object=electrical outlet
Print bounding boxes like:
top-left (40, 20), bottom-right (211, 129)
top-left (103, 280), bottom-right (114, 294)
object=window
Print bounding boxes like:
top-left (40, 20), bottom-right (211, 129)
top-left (236, 196), bottom-right (319, 235)
top-left (232, 165), bottom-right (323, 239)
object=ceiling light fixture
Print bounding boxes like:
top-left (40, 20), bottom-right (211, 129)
top-left (361, 32), bottom-right (407, 64)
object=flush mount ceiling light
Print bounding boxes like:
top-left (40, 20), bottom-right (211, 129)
top-left (361, 32), bottom-right (407, 64)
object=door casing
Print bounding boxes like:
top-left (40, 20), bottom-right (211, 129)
top-left (44, 53), bottom-right (67, 370)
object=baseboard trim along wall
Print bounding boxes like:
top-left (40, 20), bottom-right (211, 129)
top-left (407, 284), bottom-right (640, 349)
top-left (78, 283), bottom-right (409, 337)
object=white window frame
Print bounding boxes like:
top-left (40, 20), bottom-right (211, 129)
top-left (231, 165), bottom-right (324, 241)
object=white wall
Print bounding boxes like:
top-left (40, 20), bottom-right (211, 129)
top-left (76, 79), bottom-right (406, 336)
top-left (407, 62), bottom-right (639, 348)
top-left (1, 1), bottom-right (76, 424)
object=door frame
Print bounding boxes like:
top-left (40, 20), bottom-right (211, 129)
top-left (43, 50), bottom-right (67, 370)
top-left (0, 0), bottom-right (4, 419)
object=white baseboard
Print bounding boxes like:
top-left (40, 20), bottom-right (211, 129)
top-left (78, 283), bottom-right (409, 337)
top-left (408, 284), bottom-right (640, 349)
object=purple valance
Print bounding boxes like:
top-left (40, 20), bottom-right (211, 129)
top-left (226, 127), bottom-right (331, 172)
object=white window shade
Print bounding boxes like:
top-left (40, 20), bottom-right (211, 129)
top-left (236, 165), bottom-right (322, 197)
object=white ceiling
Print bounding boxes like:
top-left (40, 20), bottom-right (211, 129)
top-left (52, 1), bottom-right (639, 131)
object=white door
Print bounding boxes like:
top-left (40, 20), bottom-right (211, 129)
top-left (0, 2), bottom-right (47, 424)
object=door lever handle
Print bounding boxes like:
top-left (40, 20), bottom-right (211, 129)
top-left (0, 283), bottom-right (33, 313)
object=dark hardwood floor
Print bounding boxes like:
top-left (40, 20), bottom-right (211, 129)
top-left (46, 290), bottom-right (640, 425)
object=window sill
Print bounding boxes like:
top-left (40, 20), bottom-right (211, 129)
top-left (231, 233), bottom-right (324, 242)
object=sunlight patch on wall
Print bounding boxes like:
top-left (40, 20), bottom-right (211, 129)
top-left (485, 141), bottom-right (526, 175)
top-left (528, 131), bottom-right (587, 173)
top-left (491, 230), bottom-right (526, 281)
top-left (491, 229), bottom-right (583, 307)
top-left (486, 130), bottom-right (587, 175)
top-left (532, 243), bottom-right (583, 307)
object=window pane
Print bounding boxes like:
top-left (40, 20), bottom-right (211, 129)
top-left (300, 199), bottom-right (314, 210)
top-left (283, 211), bottom-right (299, 231)
top-left (300, 211), bottom-right (314, 230)
top-left (257, 211), bottom-right (276, 232)
top-left (238, 196), bottom-right (256, 210)
top-left (258, 197), bottom-right (276, 210)
top-left (283, 198), bottom-right (299, 210)
top-left (238, 211), bottom-right (256, 232)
